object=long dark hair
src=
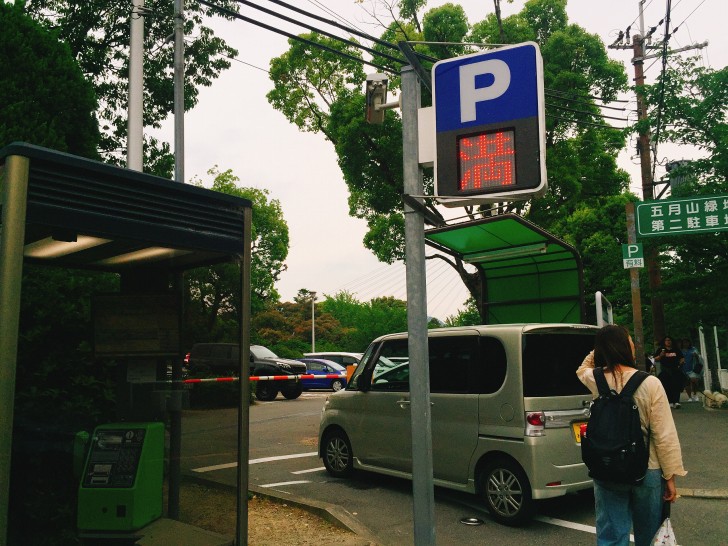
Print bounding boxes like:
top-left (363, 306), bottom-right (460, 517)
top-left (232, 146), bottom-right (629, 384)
top-left (594, 324), bottom-right (635, 371)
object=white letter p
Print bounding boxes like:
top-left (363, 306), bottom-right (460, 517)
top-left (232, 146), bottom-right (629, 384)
top-left (459, 59), bottom-right (511, 123)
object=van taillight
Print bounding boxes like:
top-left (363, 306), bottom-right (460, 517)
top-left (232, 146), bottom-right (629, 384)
top-left (525, 411), bottom-right (545, 437)
top-left (579, 423), bottom-right (588, 438)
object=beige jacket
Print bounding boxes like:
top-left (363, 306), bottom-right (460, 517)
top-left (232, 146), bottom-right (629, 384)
top-left (576, 351), bottom-right (687, 481)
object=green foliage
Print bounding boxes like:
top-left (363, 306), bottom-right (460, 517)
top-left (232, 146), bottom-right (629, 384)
top-left (249, 289), bottom-right (410, 355)
top-left (0, 2), bottom-right (99, 155)
top-left (644, 56), bottom-right (728, 189)
top-left (184, 167), bottom-right (290, 345)
top-left (16, 266), bottom-right (120, 427)
top-left (638, 57), bottom-right (728, 336)
top-left (320, 292), bottom-right (409, 351)
top-left (267, 0), bottom-right (631, 324)
top-left (444, 298), bottom-right (482, 326)
top-left (23, 0), bottom-right (238, 164)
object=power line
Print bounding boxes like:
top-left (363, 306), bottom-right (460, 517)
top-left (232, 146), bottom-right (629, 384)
top-left (262, 0), bottom-right (402, 53)
top-left (197, 0), bottom-right (398, 74)
top-left (545, 90), bottom-right (631, 112)
top-left (546, 102), bottom-right (630, 123)
top-left (230, 0), bottom-right (406, 67)
top-left (304, 0), bottom-right (366, 35)
top-left (546, 113), bottom-right (628, 131)
top-left (651, 0), bottom-right (674, 181)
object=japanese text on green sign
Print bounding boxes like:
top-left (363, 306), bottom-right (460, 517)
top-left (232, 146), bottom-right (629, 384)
top-left (636, 195), bottom-right (728, 238)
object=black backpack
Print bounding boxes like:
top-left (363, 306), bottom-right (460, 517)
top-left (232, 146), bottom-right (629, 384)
top-left (581, 368), bottom-right (650, 485)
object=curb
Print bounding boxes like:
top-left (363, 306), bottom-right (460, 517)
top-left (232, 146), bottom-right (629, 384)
top-left (677, 487), bottom-right (728, 500)
top-left (181, 473), bottom-right (382, 545)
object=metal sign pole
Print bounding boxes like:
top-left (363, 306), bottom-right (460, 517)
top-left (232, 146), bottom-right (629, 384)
top-left (626, 203), bottom-right (645, 368)
top-left (401, 65), bottom-right (436, 545)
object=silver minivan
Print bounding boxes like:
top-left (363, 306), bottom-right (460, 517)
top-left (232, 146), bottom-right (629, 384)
top-left (318, 323), bottom-right (598, 526)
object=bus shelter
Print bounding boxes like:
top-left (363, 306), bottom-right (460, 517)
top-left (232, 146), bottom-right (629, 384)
top-left (425, 214), bottom-right (586, 324)
top-left (0, 142), bottom-right (253, 544)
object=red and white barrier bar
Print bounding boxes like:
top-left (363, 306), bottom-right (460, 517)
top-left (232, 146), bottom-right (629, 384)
top-left (180, 373), bottom-right (345, 384)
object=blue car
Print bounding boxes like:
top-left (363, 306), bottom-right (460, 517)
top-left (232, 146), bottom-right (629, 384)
top-left (297, 358), bottom-right (348, 391)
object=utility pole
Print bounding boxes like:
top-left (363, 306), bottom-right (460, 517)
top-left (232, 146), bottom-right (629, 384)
top-left (632, 33), bottom-right (666, 343)
top-left (609, 30), bottom-right (666, 344)
top-left (173, 0), bottom-right (185, 184)
top-left (127, 0), bottom-right (145, 171)
top-left (609, 0), bottom-right (707, 343)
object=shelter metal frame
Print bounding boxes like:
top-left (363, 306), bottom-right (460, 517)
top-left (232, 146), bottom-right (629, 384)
top-left (0, 142), bottom-right (253, 545)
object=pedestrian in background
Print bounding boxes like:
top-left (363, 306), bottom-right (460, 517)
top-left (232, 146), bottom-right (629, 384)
top-left (577, 325), bottom-right (686, 546)
top-left (654, 336), bottom-right (685, 408)
top-left (680, 338), bottom-right (702, 402)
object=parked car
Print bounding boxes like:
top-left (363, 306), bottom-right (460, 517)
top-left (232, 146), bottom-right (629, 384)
top-left (297, 358), bottom-right (347, 391)
top-left (302, 352), bottom-right (362, 367)
top-left (186, 343), bottom-right (307, 401)
top-left (318, 323), bottom-right (597, 526)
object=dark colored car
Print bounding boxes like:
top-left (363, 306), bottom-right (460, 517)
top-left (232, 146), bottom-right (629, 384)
top-left (186, 343), bottom-right (307, 401)
top-left (297, 358), bottom-right (347, 391)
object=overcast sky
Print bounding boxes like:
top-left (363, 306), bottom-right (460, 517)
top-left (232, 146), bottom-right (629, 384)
top-left (153, 0), bottom-right (725, 321)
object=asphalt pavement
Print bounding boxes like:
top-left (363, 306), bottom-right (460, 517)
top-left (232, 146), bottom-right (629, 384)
top-left (668, 392), bottom-right (728, 499)
top-left (178, 390), bottom-right (727, 545)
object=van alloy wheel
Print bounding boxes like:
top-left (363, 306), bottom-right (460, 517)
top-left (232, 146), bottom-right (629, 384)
top-left (323, 430), bottom-right (353, 478)
top-left (480, 459), bottom-right (534, 526)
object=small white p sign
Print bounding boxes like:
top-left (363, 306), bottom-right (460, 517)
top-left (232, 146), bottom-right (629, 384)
top-left (622, 243), bottom-right (644, 269)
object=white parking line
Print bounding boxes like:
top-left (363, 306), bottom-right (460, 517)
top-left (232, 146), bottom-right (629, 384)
top-left (446, 494), bottom-right (609, 539)
top-left (291, 467), bottom-right (326, 475)
top-left (191, 451), bottom-right (318, 473)
top-left (534, 516), bottom-right (633, 542)
top-left (534, 515), bottom-right (597, 534)
top-left (261, 480), bottom-right (310, 488)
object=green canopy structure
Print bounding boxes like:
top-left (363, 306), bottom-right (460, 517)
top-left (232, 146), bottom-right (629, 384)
top-left (425, 214), bottom-right (585, 324)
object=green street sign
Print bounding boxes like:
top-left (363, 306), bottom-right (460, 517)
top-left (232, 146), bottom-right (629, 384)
top-left (635, 195), bottom-right (728, 238)
top-left (622, 243), bottom-right (644, 269)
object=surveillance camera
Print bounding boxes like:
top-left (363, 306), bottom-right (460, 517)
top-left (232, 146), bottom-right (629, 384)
top-left (365, 73), bottom-right (388, 124)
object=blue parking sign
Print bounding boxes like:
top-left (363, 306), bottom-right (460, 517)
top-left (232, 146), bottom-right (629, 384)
top-left (432, 43), bottom-right (546, 206)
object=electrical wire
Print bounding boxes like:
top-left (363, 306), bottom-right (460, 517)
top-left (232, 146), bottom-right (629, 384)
top-left (218, 0), bottom-right (636, 115)
top-left (197, 0), bottom-right (398, 74)
top-left (546, 113), bottom-right (628, 131)
top-left (230, 0), bottom-right (406, 68)
top-left (304, 0), bottom-right (367, 35)
top-left (651, 0), bottom-right (674, 181)
top-left (262, 0), bottom-right (402, 53)
top-left (545, 90), bottom-right (630, 112)
top-left (546, 102), bottom-right (630, 123)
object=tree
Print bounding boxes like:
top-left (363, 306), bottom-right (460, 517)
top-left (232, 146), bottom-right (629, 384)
top-left (0, 1), bottom-right (99, 156)
top-left (268, 0), bottom-right (632, 322)
top-left (22, 0), bottom-right (239, 174)
top-left (320, 292), bottom-right (409, 350)
top-left (185, 167), bottom-right (290, 343)
top-left (639, 57), bottom-right (728, 383)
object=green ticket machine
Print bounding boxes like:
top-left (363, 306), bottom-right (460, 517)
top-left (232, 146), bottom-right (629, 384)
top-left (77, 422), bottom-right (164, 535)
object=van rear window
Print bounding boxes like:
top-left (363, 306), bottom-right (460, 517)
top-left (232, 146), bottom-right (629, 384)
top-left (522, 332), bottom-right (593, 397)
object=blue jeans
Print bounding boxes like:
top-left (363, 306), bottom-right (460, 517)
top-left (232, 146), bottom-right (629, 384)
top-left (594, 469), bottom-right (665, 546)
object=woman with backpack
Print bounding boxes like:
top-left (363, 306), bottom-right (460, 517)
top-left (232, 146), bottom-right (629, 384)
top-left (577, 325), bottom-right (687, 546)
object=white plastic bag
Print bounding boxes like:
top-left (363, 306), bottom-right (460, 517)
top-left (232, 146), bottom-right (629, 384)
top-left (652, 517), bottom-right (678, 546)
